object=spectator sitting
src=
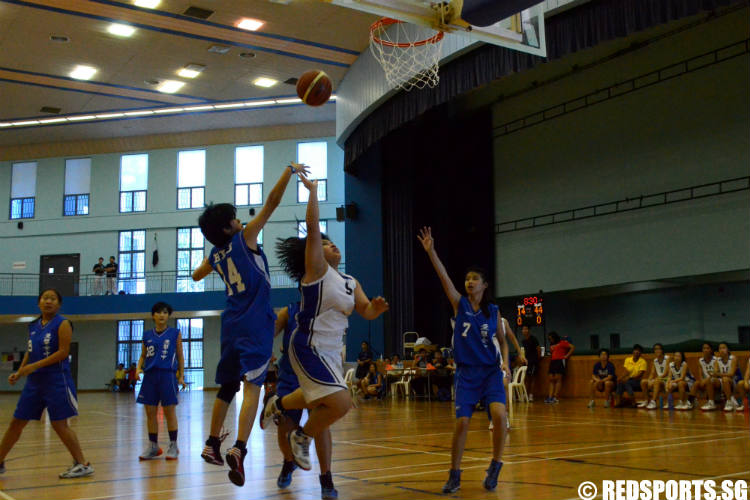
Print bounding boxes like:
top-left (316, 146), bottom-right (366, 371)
top-left (545, 331), bottom-right (574, 404)
top-left (105, 256), bottom-right (118, 295)
top-left (92, 257), bottom-right (105, 295)
top-left (127, 363), bottom-right (138, 391)
top-left (614, 344), bottom-right (647, 407)
top-left (588, 349), bottom-right (616, 408)
top-left (111, 363), bottom-right (127, 391)
top-left (431, 350), bottom-right (454, 401)
top-left (386, 354), bottom-right (403, 370)
top-left (521, 326), bottom-right (541, 401)
top-left (414, 348), bottom-right (429, 368)
top-left (355, 341), bottom-right (374, 380)
top-left (360, 363), bottom-right (384, 399)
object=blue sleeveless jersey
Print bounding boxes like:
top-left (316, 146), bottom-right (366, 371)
top-left (452, 297), bottom-right (500, 366)
top-left (209, 231), bottom-right (276, 342)
top-left (142, 327), bottom-right (179, 372)
top-left (27, 315), bottom-right (70, 374)
top-left (277, 302), bottom-right (300, 390)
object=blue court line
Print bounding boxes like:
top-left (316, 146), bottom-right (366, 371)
top-left (1, 93), bottom-right (306, 122)
top-left (0, 65), bottom-right (209, 102)
top-left (1, 0), bottom-right (355, 67)
top-left (92, 0), bottom-right (361, 56)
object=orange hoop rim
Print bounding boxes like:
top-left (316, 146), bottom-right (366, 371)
top-left (370, 17), bottom-right (444, 48)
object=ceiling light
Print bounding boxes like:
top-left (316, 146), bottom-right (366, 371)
top-left (253, 77), bottom-right (277, 88)
top-left (156, 80), bottom-right (185, 93)
top-left (237, 18), bottom-right (265, 31)
top-left (107, 23), bottom-right (136, 37)
top-left (244, 100), bottom-right (276, 107)
top-left (134, 0), bottom-right (160, 8)
top-left (177, 64), bottom-right (205, 79)
top-left (124, 110), bottom-right (154, 116)
top-left (13, 120), bottom-right (40, 126)
top-left (39, 117), bottom-right (68, 124)
top-left (183, 105), bottom-right (213, 111)
top-left (275, 98), bottom-right (302, 104)
top-left (154, 108), bottom-right (184, 114)
top-left (96, 113), bottom-right (125, 119)
top-left (0, 122), bottom-right (13, 127)
top-left (214, 102), bottom-right (245, 109)
top-left (69, 65), bottom-right (97, 80)
top-left (66, 115), bottom-right (96, 121)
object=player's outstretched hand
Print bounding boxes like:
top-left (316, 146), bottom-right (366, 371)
top-left (8, 372), bottom-right (19, 385)
top-left (298, 174), bottom-right (318, 192)
top-left (417, 226), bottom-right (434, 253)
top-left (289, 162), bottom-right (310, 177)
top-left (371, 296), bottom-right (390, 315)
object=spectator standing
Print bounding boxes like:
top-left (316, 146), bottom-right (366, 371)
top-left (545, 332), bottom-right (574, 403)
top-left (92, 258), bottom-right (105, 296)
top-left (520, 326), bottom-right (540, 401)
top-left (104, 256), bottom-right (118, 295)
top-left (355, 341), bottom-right (373, 380)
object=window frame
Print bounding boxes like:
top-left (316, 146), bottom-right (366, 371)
top-left (119, 154), bottom-right (148, 213)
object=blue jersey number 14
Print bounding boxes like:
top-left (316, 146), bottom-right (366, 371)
top-left (215, 257), bottom-right (246, 296)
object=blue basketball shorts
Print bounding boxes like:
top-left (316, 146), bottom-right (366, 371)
top-left (216, 333), bottom-right (272, 387)
top-left (137, 369), bottom-right (179, 406)
top-left (454, 364), bottom-right (506, 419)
top-left (276, 365), bottom-right (302, 424)
top-left (14, 371), bottom-right (78, 421)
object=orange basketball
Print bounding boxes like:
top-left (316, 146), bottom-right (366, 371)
top-left (296, 70), bottom-right (333, 106)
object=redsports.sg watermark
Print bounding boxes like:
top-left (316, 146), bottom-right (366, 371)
top-left (577, 480), bottom-right (749, 500)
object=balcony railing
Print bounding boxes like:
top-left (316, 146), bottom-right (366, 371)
top-left (0, 265), bottom-right (344, 297)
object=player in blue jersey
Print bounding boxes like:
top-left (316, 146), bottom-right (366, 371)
top-left (0, 289), bottom-right (93, 478)
top-left (135, 302), bottom-right (185, 460)
top-left (418, 227), bottom-right (509, 493)
top-left (192, 161), bottom-right (308, 487)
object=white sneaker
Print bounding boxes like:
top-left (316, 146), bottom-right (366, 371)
top-left (735, 400), bottom-right (745, 411)
top-left (723, 400), bottom-right (735, 412)
top-left (646, 401), bottom-right (657, 410)
top-left (603, 400), bottom-right (610, 408)
top-left (685, 400), bottom-right (693, 410)
top-left (701, 400), bottom-right (716, 411)
top-left (260, 394), bottom-right (280, 430)
top-left (637, 400), bottom-right (648, 408)
top-left (288, 429), bottom-right (312, 471)
top-left (166, 441), bottom-right (179, 460)
top-left (488, 421), bottom-right (494, 430)
top-left (675, 401), bottom-right (686, 410)
top-left (139, 443), bottom-right (163, 460)
top-left (59, 462), bottom-right (94, 478)
top-left (587, 400), bottom-right (595, 408)
top-left (528, 394), bottom-right (534, 402)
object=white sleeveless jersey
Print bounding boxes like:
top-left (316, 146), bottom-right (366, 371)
top-left (653, 356), bottom-right (669, 377)
top-left (298, 265), bottom-right (356, 352)
top-left (699, 356), bottom-right (716, 378)
top-left (716, 354), bottom-right (735, 374)
top-left (668, 361), bottom-right (694, 380)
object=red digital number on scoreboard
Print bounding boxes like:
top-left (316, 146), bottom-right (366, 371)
top-left (523, 296), bottom-right (538, 306)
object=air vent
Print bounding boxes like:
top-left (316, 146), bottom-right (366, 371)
top-left (239, 52), bottom-right (256, 59)
top-left (183, 6), bottom-right (213, 19)
top-left (283, 77), bottom-right (298, 85)
top-left (50, 35), bottom-right (70, 43)
top-left (39, 106), bottom-right (61, 114)
top-left (207, 44), bottom-right (230, 55)
top-left (144, 79), bottom-right (161, 86)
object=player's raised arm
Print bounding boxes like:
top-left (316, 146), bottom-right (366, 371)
top-left (298, 174), bottom-right (328, 283)
top-left (243, 163), bottom-right (309, 250)
top-left (192, 257), bottom-right (213, 282)
top-left (417, 227), bottom-right (461, 313)
top-left (353, 279), bottom-right (389, 320)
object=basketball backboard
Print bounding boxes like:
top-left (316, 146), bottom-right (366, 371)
top-left (324, 0), bottom-right (546, 57)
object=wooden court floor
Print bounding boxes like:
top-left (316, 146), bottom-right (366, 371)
top-left (0, 391), bottom-right (747, 500)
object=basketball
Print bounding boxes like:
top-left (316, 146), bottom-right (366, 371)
top-left (296, 70), bottom-right (332, 106)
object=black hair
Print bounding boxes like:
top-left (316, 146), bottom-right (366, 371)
top-left (548, 331), bottom-right (560, 344)
top-left (109, 256), bottom-right (115, 260)
top-left (199, 203), bottom-right (237, 247)
top-left (392, 353), bottom-right (400, 359)
top-left (673, 351), bottom-right (686, 365)
top-left (653, 343), bottom-right (664, 351)
top-left (276, 233), bottom-right (331, 283)
top-left (633, 344), bottom-right (644, 353)
top-left (464, 265), bottom-right (492, 317)
top-left (598, 348), bottom-right (610, 357)
top-left (360, 341), bottom-right (370, 351)
top-left (38, 288), bottom-right (63, 303)
top-left (98, 257), bottom-right (104, 260)
top-left (702, 341), bottom-right (714, 351)
top-left (151, 301), bottom-right (173, 315)
top-left (718, 341), bottom-right (730, 352)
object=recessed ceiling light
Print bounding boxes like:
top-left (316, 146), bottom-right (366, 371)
top-left (253, 77), bottom-right (277, 88)
top-left (207, 44), bottom-right (230, 54)
top-left (157, 80), bottom-right (185, 93)
top-left (237, 18), bottom-right (265, 31)
top-left (177, 63), bottom-right (205, 79)
top-left (134, 0), bottom-right (160, 8)
top-left (69, 65), bottom-right (97, 80)
top-left (108, 23), bottom-right (136, 37)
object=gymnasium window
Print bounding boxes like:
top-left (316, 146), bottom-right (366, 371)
top-left (120, 154), bottom-right (148, 213)
top-left (117, 320), bottom-right (144, 369)
top-left (177, 150), bottom-right (205, 209)
top-left (235, 146), bottom-right (263, 206)
top-left (10, 162), bottom-right (36, 220)
top-left (176, 227), bottom-right (204, 292)
top-left (297, 220), bottom-right (327, 238)
top-left (177, 318), bottom-right (204, 390)
top-left (119, 230), bottom-right (146, 294)
top-left (63, 158), bottom-right (90, 216)
top-left (297, 141), bottom-right (327, 203)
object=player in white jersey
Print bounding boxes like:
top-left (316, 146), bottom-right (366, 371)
top-left (690, 342), bottom-right (720, 411)
top-left (638, 343), bottom-right (669, 409)
top-left (713, 342), bottom-right (742, 412)
top-left (261, 174), bottom-right (389, 500)
top-left (665, 351), bottom-right (694, 410)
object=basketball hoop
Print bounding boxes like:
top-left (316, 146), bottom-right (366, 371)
top-left (369, 17), bottom-right (444, 91)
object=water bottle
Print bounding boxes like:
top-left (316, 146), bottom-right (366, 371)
top-left (659, 395), bottom-right (664, 410)
top-left (667, 393), bottom-right (674, 411)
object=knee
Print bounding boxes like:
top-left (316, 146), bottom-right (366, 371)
top-left (455, 417), bottom-right (471, 432)
top-left (217, 381), bottom-right (240, 403)
top-left (605, 381), bottom-right (614, 390)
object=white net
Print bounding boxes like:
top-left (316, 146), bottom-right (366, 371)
top-left (370, 18), bottom-right (444, 91)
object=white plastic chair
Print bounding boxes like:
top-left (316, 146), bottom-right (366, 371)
top-left (509, 365), bottom-right (528, 403)
top-left (391, 369), bottom-right (414, 399)
top-left (344, 368), bottom-right (358, 400)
